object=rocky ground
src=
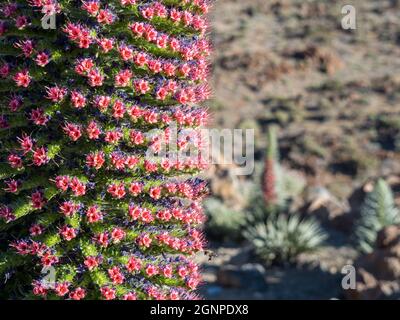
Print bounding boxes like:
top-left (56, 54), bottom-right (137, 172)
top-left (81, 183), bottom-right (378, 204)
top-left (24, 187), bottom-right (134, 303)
top-left (200, 0), bottom-right (400, 299)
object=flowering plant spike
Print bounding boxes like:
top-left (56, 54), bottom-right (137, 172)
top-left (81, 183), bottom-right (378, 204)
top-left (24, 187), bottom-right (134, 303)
top-left (0, 0), bottom-right (211, 300)
top-left (262, 126), bottom-right (278, 206)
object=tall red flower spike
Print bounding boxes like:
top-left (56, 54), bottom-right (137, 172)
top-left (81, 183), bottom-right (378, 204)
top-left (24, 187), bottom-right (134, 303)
top-left (263, 126), bottom-right (278, 206)
top-left (0, 0), bottom-right (211, 300)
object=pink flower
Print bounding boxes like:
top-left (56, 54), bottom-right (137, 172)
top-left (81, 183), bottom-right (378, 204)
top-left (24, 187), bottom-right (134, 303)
top-left (149, 186), bottom-right (162, 200)
top-left (110, 152), bottom-right (126, 170)
top-left (148, 60), bottom-right (162, 73)
top-left (170, 9), bottom-right (182, 22)
top-left (59, 201), bottom-right (79, 216)
top-left (130, 22), bottom-right (145, 36)
top-left (97, 9), bottom-right (114, 25)
top-left (31, 191), bottom-right (46, 209)
top-left (144, 160), bottom-right (158, 173)
top-left (63, 122), bottom-right (82, 141)
top-left (78, 33), bottom-right (92, 49)
top-left (4, 179), bottom-right (19, 193)
top-left (54, 176), bottom-right (70, 191)
top-left (70, 90), bottom-right (86, 108)
top-left (84, 256), bottom-right (99, 270)
top-left (128, 182), bottom-right (142, 196)
top-left (87, 69), bottom-right (104, 87)
top-left (118, 45), bottom-right (134, 61)
top-left (86, 151), bottom-right (105, 169)
top-left (60, 225), bottom-right (77, 241)
top-left (86, 121), bottom-right (101, 140)
top-left (128, 205), bottom-right (142, 220)
top-left (0, 63), bottom-right (11, 78)
top-left (29, 224), bottom-right (43, 236)
top-left (35, 52), bottom-right (50, 67)
top-left (182, 11), bottom-right (193, 26)
top-left (156, 34), bottom-right (168, 48)
top-left (86, 205), bottom-right (103, 223)
top-left (186, 277), bottom-right (199, 290)
top-left (40, 253), bottom-right (59, 267)
top-left (55, 282), bottom-right (70, 296)
top-left (134, 52), bottom-right (148, 66)
top-left (162, 264), bottom-right (173, 278)
top-left (8, 95), bottom-right (23, 112)
top-left (141, 7), bottom-right (154, 20)
top-left (69, 177), bottom-right (86, 196)
top-left (156, 209), bottom-right (172, 222)
top-left (108, 266), bottom-right (124, 284)
top-left (121, 0), bottom-right (137, 5)
top-left (113, 100), bottom-right (126, 119)
top-left (156, 86), bottom-right (168, 101)
top-left (137, 233), bottom-right (152, 248)
top-left (169, 290), bottom-right (180, 300)
top-left (105, 130), bottom-right (123, 144)
top-left (178, 266), bottom-right (188, 278)
top-left (134, 79), bottom-right (150, 94)
top-left (115, 69), bottom-right (132, 87)
top-left (94, 95), bottom-right (111, 112)
top-left (163, 62), bottom-right (176, 76)
top-left (161, 114), bottom-right (173, 126)
top-left (32, 282), bottom-right (47, 297)
top-left (18, 133), bottom-right (33, 154)
top-left (153, 2), bottom-right (167, 17)
top-left (123, 292), bottom-right (137, 300)
top-left (179, 63), bottom-right (191, 77)
top-left (143, 110), bottom-right (158, 123)
top-left (46, 85), bottom-right (67, 102)
top-left (126, 257), bottom-right (142, 272)
top-left (144, 26), bottom-right (158, 42)
top-left (81, 1), bottom-right (100, 16)
top-left (95, 232), bottom-right (109, 247)
top-left (141, 208), bottom-right (154, 223)
top-left (111, 228), bottom-right (126, 243)
top-left (169, 38), bottom-right (181, 52)
top-left (15, 40), bottom-right (34, 57)
top-left (8, 154), bottom-right (23, 168)
top-left (100, 287), bottom-right (116, 300)
top-left (69, 287), bottom-right (86, 300)
top-left (125, 155), bottom-right (139, 169)
top-left (13, 70), bottom-right (31, 87)
top-left (129, 130), bottom-right (144, 145)
top-left (98, 37), bottom-right (114, 53)
top-left (107, 183), bottom-right (126, 199)
top-left (29, 108), bottom-right (49, 126)
top-left (75, 58), bottom-right (94, 75)
top-left (32, 147), bottom-right (48, 166)
top-left (145, 264), bottom-right (158, 277)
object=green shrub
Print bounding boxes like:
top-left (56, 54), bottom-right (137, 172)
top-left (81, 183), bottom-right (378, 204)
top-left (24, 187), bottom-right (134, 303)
top-left (204, 198), bottom-right (245, 242)
top-left (355, 179), bottom-right (400, 253)
top-left (243, 213), bottom-right (327, 266)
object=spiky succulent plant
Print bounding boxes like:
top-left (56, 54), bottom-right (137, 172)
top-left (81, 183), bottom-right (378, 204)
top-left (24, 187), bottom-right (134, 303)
top-left (243, 214), bottom-right (326, 266)
top-left (355, 179), bottom-right (400, 253)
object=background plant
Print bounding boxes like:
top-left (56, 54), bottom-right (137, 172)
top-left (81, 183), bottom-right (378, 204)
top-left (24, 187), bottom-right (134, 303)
top-left (203, 197), bottom-right (245, 242)
top-left (244, 126), bottom-right (325, 266)
top-left (355, 178), bottom-right (400, 253)
top-left (243, 213), bottom-right (327, 266)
